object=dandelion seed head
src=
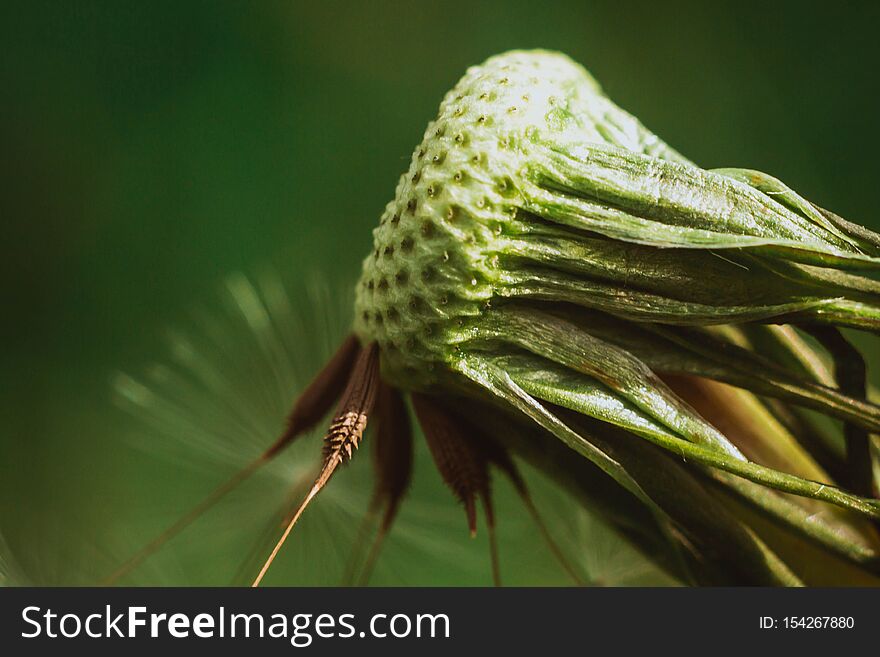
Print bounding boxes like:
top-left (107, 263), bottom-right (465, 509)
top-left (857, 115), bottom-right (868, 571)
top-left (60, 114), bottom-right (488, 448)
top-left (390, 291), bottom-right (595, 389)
top-left (105, 49), bottom-right (880, 586)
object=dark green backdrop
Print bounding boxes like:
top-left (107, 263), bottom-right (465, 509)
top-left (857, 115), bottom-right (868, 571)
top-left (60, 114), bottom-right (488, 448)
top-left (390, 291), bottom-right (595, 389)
top-left (2, 1), bottom-right (879, 585)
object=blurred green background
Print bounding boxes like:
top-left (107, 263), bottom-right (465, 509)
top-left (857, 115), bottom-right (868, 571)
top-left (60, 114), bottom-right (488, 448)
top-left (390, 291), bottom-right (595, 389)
top-left (2, 1), bottom-right (879, 585)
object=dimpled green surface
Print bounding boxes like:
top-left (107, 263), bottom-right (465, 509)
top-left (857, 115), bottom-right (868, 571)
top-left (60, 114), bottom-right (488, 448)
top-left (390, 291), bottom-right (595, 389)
top-left (354, 50), bottom-right (682, 380)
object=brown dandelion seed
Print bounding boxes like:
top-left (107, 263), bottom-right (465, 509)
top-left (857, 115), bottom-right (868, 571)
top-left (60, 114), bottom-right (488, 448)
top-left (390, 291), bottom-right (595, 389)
top-left (101, 334), bottom-right (361, 585)
top-left (411, 393), bottom-right (501, 585)
top-left (344, 383), bottom-right (414, 585)
top-left (252, 342), bottom-right (381, 587)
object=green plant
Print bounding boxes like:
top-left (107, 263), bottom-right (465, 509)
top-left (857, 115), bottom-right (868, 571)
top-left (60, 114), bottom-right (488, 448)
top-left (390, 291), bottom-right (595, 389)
top-left (112, 50), bottom-right (880, 586)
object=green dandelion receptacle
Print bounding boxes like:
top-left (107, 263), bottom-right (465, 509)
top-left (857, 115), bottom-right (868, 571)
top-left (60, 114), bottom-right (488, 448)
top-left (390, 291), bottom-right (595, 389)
top-left (112, 50), bottom-right (880, 587)
top-left (354, 50), bottom-right (689, 379)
